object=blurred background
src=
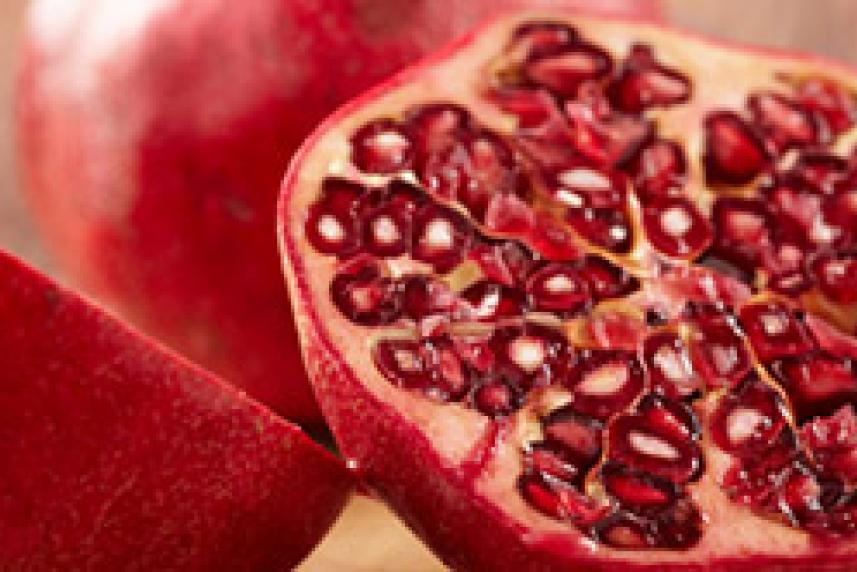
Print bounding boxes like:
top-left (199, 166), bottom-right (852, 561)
top-left (1, 1), bottom-right (855, 569)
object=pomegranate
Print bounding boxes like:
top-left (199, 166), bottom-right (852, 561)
top-left (15, 0), bottom-right (659, 425)
top-left (0, 250), bottom-right (351, 568)
top-left (280, 11), bottom-right (857, 569)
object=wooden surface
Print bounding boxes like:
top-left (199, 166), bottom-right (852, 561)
top-left (1, 2), bottom-right (856, 570)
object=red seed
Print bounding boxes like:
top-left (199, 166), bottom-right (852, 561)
top-left (625, 139), bottom-right (687, 200)
top-left (411, 204), bottom-right (473, 273)
top-left (813, 254), bottom-right (857, 305)
top-left (526, 263), bottom-right (591, 316)
top-left (608, 396), bottom-right (701, 484)
top-left (748, 91), bottom-right (817, 152)
top-left (564, 349), bottom-right (646, 421)
top-left (643, 331), bottom-right (700, 399)
top-left (305, 178), bottom-right (366, 256)
top-left (710, 376), bottom-right (789, 458)
top-left (770, 353), bottom-right (857, 421)
top-left (739, 302), bottom-right (816, 362)
top-left (642, 196), bottom-right (712, 258)
top-left (608, 43), bottom-right (691, 113)
top-left (703, 111), bottom-right (770, 185)
top-left (524, 44), bottom-right (613, 97)
top-left (351, 119), bottom-right (413, 174)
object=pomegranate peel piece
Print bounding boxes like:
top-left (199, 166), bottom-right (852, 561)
top-left (0, 251), bottom-right (351, 569)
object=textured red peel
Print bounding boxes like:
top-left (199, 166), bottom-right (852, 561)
top-left (0, 251), bottom-right (351, 570)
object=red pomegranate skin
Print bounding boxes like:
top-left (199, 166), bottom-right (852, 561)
top-left (0, 250), bottom-right (351, 569)
top-left (279, 11), bottom-right (857, 570)
top-left (15, 0), bottom-right (660, 425)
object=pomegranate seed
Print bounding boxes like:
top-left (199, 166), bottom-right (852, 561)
top-left (608, 396), bottom-right (701, 484)
top-left (721, 429), bottom-right (799, 506)
top-left (642, 196), bottom-right (713, 258)
top-left (518, 472), bottom-right (607, 525)
top-left (528, 214), bottom-right (584, 262)
top-left (473, 381), bottom-right (519, 417)
top-left (468, 239), bottom-right (536, 287)
top-left (795, 152), bottom-right (851, 195)
top-left (710, 197), bottom-right (774, 277)
top-left (492, 324), bottom-right (574, 388)
top-left (564, 349), bottom-right (645, 421)
top-left (777, 464), bottom-right (828, 527)
top-left (524, 44), bottom-right (612, 98)
top-left (601, 462), bottom-right (677, 509)
top-left (703, 111), bottom-right (770, 185)
top-left (422, 336), bottom-right (472, 399)
top-left (483, 193), bottom-right (536, 235)
top-left (528, 442), bottom-right (584, 485)
top-left (710, 376), bottom-right (789, 458)
top-left (566, 103), bottom-right (654, 167)
top-left (625, 139), bottom-right (687, 200)
top-left (592, 512), bottom-right (653, 548)
top-left (823, 190), bottom-right (857, 248)
top-left (408, 103), bottom-right (472, 154)
top-left (651, 498), bottom-right (704, 548)
top-left (411, 204), bottom-right (473, 272)
top-left (747, 91), bottom-right (817, 152)
top-left (305, 178), bottom-right (366, 256)
top-left (796, 78), bottom-right (857, 139)
top-left (512, 21), bottom-right (579, 60)
top-left (813, 253), bottom-right (857, 304)
top-left (399, 276), bottom-right (457, 321)
top-left (351, 119), bottom-right (413, 174)
top-left (373, 339), bottom-right (427, 389)
top-left (801, 406), bottom-right (857, 483)
top-left (764, 182), bottom-right (821, 247)
top-left (830, 494), bottom-right (857, 533)
top-left (489, 88), bottom-right (557, 128)
top-left (643, 331), bottom-right (700, 400)
top-left (686, 306), bottom-right (752, 390)
top-left (526, 263), bottom-right (591, 316)
top-left (770, 353), bottom-right (857, 421)
top-left (330, 258), bottom-right (402, 325)
top-left (564, 212), bottom-right (633, 253)
top-left (550, 164), bottom-right (626, 210)
top-left (435, 130), bottom-right (520, 220)
top-left (586, 311), bottom-right (647, 352)
top-left (542, 408), bottom-right (604, 469)
top-left (361, 203), bottom-right (411, 257)
top-left (374, 335), bottom-right (471, 400)
top-left (579, 256), bottom-right (640, 301)
top-left (739, 302), bottom-right (816, 362)
top-left (460, 280), bottom-right (527, 321)
top-left (607, 44), bottom-right (691, 113)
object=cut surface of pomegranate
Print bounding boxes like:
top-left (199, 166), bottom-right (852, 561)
top-left (280, 11), bottom-right (857, 569)
top-left (16, 0), bottom-right (659, 426)
top-left (0, 251), bottom-right (351, 569)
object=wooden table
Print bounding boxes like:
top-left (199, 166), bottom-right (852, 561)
top-left (2, 1), bottom-right (855, 569)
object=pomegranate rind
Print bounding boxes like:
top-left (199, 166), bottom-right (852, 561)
top-left (280, 10), bottom-right (857, 570)
top-left (0, 251), bottom-right (352, 569)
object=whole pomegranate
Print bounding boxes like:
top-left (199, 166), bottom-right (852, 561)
top-left (280, 10), bottom-right (857, 569)
top-left (15, 0), bottom-right (659, 425)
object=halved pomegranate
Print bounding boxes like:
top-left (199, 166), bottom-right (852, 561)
top-left (0, 251), bottom-right (351, 568)
top-left (16, 0), bottom-right (658, 426)
top-left (280, 11), bottom-right (857, 569)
